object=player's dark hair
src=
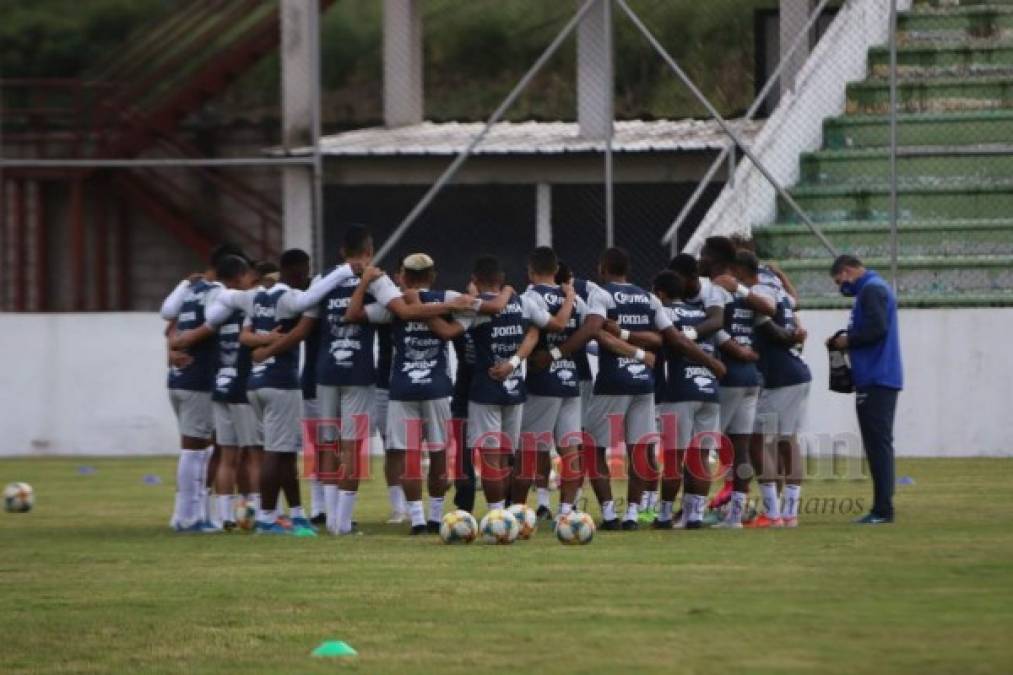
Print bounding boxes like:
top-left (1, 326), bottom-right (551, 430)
top-left (653, 270), bottom-right (684, 300)
top-left (254, 260), bottom-right (279, 277)
top-left (702, 236), bottom-right (737, 266)
top-left (280, 248), bottom-right (310, 270)
top-left (472, 255), bottom-right (503, 286)
top-left (734, 250), bottom-right (760, 276)
top-left (600, 247), bottom-right (630, 277)
top-left (555, 260), bottom-right (574, 285)
top-left (730, 234), bottom-right (756, 252)
top-left (667, 253), bottom-right (698, 279)
top-left (830, 254), bottom-right (863, 276)
top-left (341, 224), bottom-right (372, 257)
top-left (528, 246), bottom-right (558, 276)
top-left (210, 242), bottom-right (246, 267)
top-left (215, 255), bottom-right (250, 283)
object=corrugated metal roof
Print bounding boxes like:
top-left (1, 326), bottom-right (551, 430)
top-left (298, 119), bottom-right (761, 157)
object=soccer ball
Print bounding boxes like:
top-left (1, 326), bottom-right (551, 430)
top-left (4, 482), bottom-right (34, 513)
top-left (507, 504), bottom-right (537, 540)
top-left (555, 512), bottom-right (595, 545)
top-left (479, 508), bottom-right (520, 545)
top-left (440, 510), bottom-right (479, 544)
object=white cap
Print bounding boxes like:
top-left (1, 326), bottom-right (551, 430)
top-left (403, 253), bottom-right (435, 271)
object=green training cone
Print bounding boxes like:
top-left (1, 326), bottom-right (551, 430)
top-left (311, 641), bottom-right (358, 658)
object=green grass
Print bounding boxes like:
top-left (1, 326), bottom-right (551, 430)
top-left (1, 457), bottom-right (1012, 674)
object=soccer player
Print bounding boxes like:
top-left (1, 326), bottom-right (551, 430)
top-left (585, 247), bottom-right (726, 530)
top-left (168, 255), bottom-right (261, 531)
top-left (509, 247), bottom-right (584, 518)
top-left (343, 253), bottom-right (480, 534)
top-left (731, 251), bottom-right (809, 528)
top-left (450, 325), bottom-right (478, 513)
top-left (697, 236), bottom-right (775, 528)
top-left (462, 255), bottom-right (554, 514)
top-left (160, 246), bottom-right (239, 531)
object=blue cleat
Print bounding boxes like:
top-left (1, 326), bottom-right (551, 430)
top-left (254, 521), bottom-right (291, 535)
top-left (853, 513), bottom-right (893, 525)
top-left (290, 517), bottom-right (319, 537)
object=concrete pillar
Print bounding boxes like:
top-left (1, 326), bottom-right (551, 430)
top-left (780, 0), bottom-right (813, 98)
top-left (383, 0), bottom-right (424, 127)
top-left (280, 0), bottom-right (319, 254)
top-left (536, 183), bottom-right (552, 247)
top-left (577, 0), bottom-right (613, 140)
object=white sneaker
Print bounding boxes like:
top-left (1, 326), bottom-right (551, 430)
top-left (386, 510), bottom-right (408, 524)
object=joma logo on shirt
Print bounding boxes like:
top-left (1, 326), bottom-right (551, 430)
top-left (327, 297), bottom-right (350, 310)
top-left (492, 325), bottom-right (523, 338)
top-left (613, 291), bottom-right (648, 304)
top-left (617, 314), bottom-right (649, 326)
top-left (254, 305), bottom-right (275, 318)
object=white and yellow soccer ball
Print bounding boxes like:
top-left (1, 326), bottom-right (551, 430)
top-left (440, 509), bottom-right (479, 544)
top-left (3, 482), bottom-right (34, 513)
top-left (555, 511), bottom-right (595, 545)
top-left (479, 508), bottom-right (520, 544)
top-left (507, 504), bottom-right (538, 540)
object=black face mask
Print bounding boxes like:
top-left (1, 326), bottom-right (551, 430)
top-left (839, 280), bottom-right (857, 297)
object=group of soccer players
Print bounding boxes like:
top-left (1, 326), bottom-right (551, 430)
top-left (161, 225), bottom-right (811, 536)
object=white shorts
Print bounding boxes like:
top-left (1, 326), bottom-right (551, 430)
top-left (585, 393), bottom-right (657, 449)
top-left (754, 382), bottom-right (810, 437)
top-left (658, 401), bottom-right (721, 451)
top-left (373, 387), bottom-right (390, 440)
top-left (580, 380), bottom-right (594, 429)
top-left (247, 388), bottom-right (302, 453)
top-left (213, 401), bottom-right (262, 448)
top-left (719, 386), bottom-right (760, 436)
top-left (302, 397), bottom-right (320, 421)
top-left (317, 384), bottom-right (375, 442)
top-left (169, 389), bottom-right (213, 440)
top-left (520, 395), bottom-right (582, 450)
top-left (387, 398), bottom-right (453, 452)
top-left (468, 402), bottom-right (523, 450)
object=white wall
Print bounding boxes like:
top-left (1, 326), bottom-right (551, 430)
top-left (0, 309), bottom-right (1010, 457)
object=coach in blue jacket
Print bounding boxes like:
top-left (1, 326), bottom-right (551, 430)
top-left (827, 255), bottom-right (903, 524)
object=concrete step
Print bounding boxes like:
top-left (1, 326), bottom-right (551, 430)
top-left (915, 0), bottom-right (1013, 7)
top-left (799, 144), bottom-right (1013, 184)
top-left (869, 41), bottom-right (1013, 79)
top-left (773, 255), bottom-right (1013, 305)
top-left (846, 74), bottom-right (1013, 113)
top-left (791, 291), bottom-right (1013, 309)
top-left (898, 5), bottom-right (1013, 43)
top-left (780, 178), bottom-right (1013, 221)
top-left (823, 110), bottom-right (1013, 148)
top-left (754, 219), bottom-right (1013, 258)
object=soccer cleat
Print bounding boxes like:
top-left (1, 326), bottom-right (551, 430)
top-left (172, 521), bottom-right (203, 533)
top-left (741, 505), bottom-right (759, 525)
top-left (426, 520), bottom-right (441, 534)
top-left (221, 520), bottom-right (238, 532)
top-left (853, 513), bottom-right (893, 525)
top-left (711, 520), bottom-right (743, 529)
top-left (600, 518), bottom-right (621, 531)
top-left (410, 524), bottom-right (428, 536)
top-left (276, 515), bottom-right (293, 530)
top-left (386, 510), bottom-right (408, 524)
top-left (651, 518), bottom-right (674, 530)
top-left (197, 520), bottom-right (221, 533)
top-left (621, 519), bottom-right (639, 531)
top-left (310, 513), bottom-right (327, 527)
top-left (701, 509), bottom-right (724, 527)
top-left (782, 516), bottom-right (799, 528)
top-left (744, 514), bottom-right (784, 529)
top-left (254, 521), bottom-right (290, 535)
top-left (535, 505), bottom-right (554, 522)
top-left (685, 520), bottom-right (703, 530)
top-left (637, 508), bottom-right (657, 525)
top-left (291, 517), bottom-right (318, 533)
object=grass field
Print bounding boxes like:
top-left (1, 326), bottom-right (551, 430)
top-left (1, 457), bottom-right (1012, 674)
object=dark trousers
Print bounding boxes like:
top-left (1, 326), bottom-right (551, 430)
top-left (855, 386), bottom-right (898, 519)
top-left (451, 417), bottom-right (476, 512)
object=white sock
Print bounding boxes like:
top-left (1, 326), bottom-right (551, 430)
top-left (601, 500), bottom-right (616, 521)
top-left (324, 485), bottom-right (339, 533)
top-left (489, 500), bottom-right (506, 511)
top-left (217, 495), bottom-right (234, 524)
top-left (680, 494), bottom-right (693, 525)
top-left (537, 488), bottom-right (551, 509)
top-left (197, 447), bottom-right (213, 522)
top-left (428, 497), bottom-right (444, 523)
top-left (783, 484), bottom-right (801, 518)
top-left (408, 500), bottom-right (425, 527)
top-left (659, 500), bottom-right (674, 522)
top-left (257, 508), bottom-right (276, 524)
top-left (176, 450), bottom-right (204, 526)
top-left (247, 493), bottom-right (261, 513)
top-left (309, 479), bottom-right (325, 518)
top-left (625, 503), bottom-right (639, 522)
top-left (760, 482), bottom-right (781, 519)
top-left (560, 502), bottom-right (573, 516)
top-left (337, 490), bottom-right (357, 534)
top-left (289, 505), bottom-right (305, 520)
top-left (727, 491), bottom-right (748, 524)
top-left (388, 485), bottom-right (407, 513)
top-left (688, 494), bottom-right (707, 523)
